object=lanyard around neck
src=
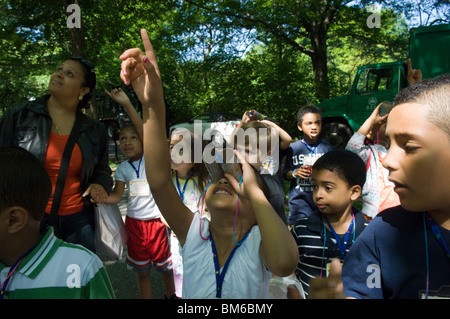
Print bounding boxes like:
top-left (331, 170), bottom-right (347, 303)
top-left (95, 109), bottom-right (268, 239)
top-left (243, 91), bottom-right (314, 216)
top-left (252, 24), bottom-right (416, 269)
top-left (422, 212), bottom-right (450, 299)
top-left (175, 172), bottom-right (192, 202)
top-left (210, 230), bottom-right (250, 298)
top-left (425, 212), bottom-right (450, 260)
top-left (302, 139), bottom-right (319, 155)
top-left (0, 243), bottom-right (37, 299)
top-left (128, 157), bottom-right (143, 179)
top-left (324, 213), bottom-right (355, 260)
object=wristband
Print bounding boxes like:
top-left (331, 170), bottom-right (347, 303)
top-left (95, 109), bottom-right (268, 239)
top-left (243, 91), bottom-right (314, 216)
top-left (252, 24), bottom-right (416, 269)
top-left (291, 169), bottom-right (297, 178)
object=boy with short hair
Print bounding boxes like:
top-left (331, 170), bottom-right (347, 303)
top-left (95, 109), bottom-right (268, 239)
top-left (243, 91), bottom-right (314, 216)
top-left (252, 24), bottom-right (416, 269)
top-left (0, 146), bottom-right (114, 299)
top-left (284, 106), bottom-right (333, 224)
top-left (309, 74), bottom-right (450, 299)
top-left (290, 149), bottom-right (368, 298)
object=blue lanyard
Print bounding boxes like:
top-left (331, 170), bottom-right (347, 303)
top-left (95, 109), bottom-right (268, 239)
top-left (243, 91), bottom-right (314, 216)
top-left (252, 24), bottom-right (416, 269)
top-left (324, 213), bottom-right (355, 260)
top-left (302, 139), bottom-right (319, 156)
top-left (425, 212), bottom-right (450, 260)
top-left (175, 172), bottom-right (192, 203)
top-left (128, 157), bottom-right (143, 179)
top-left (210, 230), bottom-right (250, 298)
top-left (0, 243), bottom-right (37, 299)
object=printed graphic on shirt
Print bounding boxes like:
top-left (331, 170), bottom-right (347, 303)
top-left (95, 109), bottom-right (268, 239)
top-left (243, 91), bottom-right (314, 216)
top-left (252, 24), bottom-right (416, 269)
top-left (292, 153), bottom-right (324, 191)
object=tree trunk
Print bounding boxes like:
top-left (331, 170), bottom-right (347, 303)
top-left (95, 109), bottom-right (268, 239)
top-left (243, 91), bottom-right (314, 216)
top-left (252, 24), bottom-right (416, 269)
top-left (68, 27), bottom-right (86, 57)
top-left (308, 26), bottom-right (330, 101)
top-left (65, 0), bottom-right (87, 57)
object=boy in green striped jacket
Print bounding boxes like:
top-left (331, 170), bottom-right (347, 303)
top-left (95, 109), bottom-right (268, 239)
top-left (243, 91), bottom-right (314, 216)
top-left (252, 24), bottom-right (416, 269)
top-left (0, 146), bottom-right (115, 299)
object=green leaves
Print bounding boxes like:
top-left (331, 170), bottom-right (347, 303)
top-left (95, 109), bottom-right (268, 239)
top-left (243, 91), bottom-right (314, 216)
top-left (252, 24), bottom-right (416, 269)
top-left (1, 0), bottom-right (447, 136)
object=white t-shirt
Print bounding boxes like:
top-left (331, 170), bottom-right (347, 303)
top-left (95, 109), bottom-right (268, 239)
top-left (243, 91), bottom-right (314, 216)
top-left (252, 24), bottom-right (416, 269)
top-left (180, 212), bottom-right (272, 299)
top-left (114, 156), bottom-right (161, 220)
top-left (172, 174), bottom-right (201, 213)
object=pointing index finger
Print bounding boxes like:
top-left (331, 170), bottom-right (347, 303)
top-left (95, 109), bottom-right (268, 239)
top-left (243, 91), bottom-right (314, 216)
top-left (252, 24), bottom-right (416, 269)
top-left (119, 29), bottom-right (154, 62)
top-left (140, 29), bottom-right (160, 78)
top-left (140, 29), bottom-right (153, 56)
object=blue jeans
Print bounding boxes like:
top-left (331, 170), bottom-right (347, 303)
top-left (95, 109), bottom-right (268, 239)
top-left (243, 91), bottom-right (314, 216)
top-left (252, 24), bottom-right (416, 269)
top-left (41, 208), bottom-right (96, 253)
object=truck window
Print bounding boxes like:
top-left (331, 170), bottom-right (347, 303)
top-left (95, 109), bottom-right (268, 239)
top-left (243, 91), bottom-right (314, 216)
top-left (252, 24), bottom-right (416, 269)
top-left (356, 68), bottom-right (393, 94)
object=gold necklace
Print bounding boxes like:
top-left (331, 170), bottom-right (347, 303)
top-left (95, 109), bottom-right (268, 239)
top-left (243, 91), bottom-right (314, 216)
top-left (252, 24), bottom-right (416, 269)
top-left (52, 122), bottom-right (63, 135)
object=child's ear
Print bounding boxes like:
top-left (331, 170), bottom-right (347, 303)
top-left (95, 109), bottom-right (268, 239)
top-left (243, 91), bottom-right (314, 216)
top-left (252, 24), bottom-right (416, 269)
top-left (5, 207), bottom-right (29, 234)
top-left (79, 87), bottom-right (90, 99)
top-left (349, 185), bottom-right (362, 201)
top-left (297, 123), bottom-right (303, 132)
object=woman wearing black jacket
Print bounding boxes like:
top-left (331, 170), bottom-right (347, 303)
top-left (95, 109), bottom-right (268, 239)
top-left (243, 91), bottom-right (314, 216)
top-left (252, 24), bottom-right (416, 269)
top-left (0, 57), bottom-right (112, 252)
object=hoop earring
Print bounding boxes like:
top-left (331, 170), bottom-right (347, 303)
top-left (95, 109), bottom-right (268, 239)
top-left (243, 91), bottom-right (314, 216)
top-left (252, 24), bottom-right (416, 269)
top-left (79, 95), bottom-right (83, 101)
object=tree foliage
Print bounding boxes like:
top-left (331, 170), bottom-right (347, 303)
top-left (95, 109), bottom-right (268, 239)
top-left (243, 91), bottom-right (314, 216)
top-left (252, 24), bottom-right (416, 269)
top-left (0, 0), bottom-right (447, 136)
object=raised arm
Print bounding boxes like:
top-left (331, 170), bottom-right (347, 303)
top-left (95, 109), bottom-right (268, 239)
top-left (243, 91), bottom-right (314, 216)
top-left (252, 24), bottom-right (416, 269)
top-left (260, 119), bottom-right (293, 151)
top-left (119, 29), bottom-right (193, 245)
top-left (227, 111), bottom-right (293, 151)
top-left (226, 150), bottom-right (298, 277)
top-left (407, 58), bottom-right (422, 85)
top-left (357, 103), bottom-right (388, 137)
top-left (105, 88), bottom-right (143, 141)
top-left (226, 111), bottom-right (251, 146)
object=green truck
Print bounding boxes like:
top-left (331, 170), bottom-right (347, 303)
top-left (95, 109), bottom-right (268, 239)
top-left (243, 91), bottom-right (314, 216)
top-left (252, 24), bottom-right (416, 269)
top-left (318, 23), bottom-right (450, 149)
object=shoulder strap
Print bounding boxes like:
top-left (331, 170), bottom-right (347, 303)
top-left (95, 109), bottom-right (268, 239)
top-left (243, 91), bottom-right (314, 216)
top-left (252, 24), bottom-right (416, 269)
top-left (49, 112), bottom-right (84, 229)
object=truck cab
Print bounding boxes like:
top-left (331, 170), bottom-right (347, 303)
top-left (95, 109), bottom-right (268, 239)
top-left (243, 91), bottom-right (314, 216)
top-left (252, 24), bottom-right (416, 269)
top-left (319, 61), bottom-right (406, 148)
top-left (318, 23), bottom-right (450, 149)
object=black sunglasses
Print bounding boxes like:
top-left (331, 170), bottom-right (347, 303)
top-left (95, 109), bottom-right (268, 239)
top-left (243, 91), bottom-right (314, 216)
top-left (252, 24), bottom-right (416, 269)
top-left (69, 56), bottom-right (96, 88)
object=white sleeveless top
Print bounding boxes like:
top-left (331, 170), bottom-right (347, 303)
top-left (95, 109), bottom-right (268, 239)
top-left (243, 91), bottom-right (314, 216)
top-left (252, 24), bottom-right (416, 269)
top-left (180, 212), bottom-right (272, 299)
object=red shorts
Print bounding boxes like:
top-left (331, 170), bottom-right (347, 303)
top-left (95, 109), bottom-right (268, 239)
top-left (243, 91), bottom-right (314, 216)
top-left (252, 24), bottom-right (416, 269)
top-left (125, 216), bottom-right (172, 272)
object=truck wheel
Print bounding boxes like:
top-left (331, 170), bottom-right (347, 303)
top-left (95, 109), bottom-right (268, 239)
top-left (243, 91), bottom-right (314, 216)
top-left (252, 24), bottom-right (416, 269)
top-left (106, 121), bottom-right (119, 139)
top-left (321, 122), bottom-right (353, 149)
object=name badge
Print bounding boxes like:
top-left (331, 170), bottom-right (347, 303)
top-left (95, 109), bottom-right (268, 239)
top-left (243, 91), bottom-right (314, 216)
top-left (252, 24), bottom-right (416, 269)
top-left (130, 180), bottom-right (150, 196)
top-left (420, 286), bottom-right (450, 299)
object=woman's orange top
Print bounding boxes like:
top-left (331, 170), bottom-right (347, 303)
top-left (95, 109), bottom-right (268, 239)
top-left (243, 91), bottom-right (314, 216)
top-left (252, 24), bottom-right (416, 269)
top-left (44, 132), bottom-right (85, 215)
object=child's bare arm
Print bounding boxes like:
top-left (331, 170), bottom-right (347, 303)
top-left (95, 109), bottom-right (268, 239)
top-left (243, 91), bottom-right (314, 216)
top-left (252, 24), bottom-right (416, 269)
top-left (119, 29), bottom-right (193, 245)
top-left (226, 151), bottom-right (299, 276)
top-left (253, 191), bottom-right (299, 276)
top-left (260, 119), bottom-right (293, 151)
top-left (105, 180), bottom-right (126, 204)
top-left (226, 110), bottom-right (250, 146)
top-left (357, 103), bottom-right (388, 137)
top-left (105, 88), bottom-right (144, 141)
